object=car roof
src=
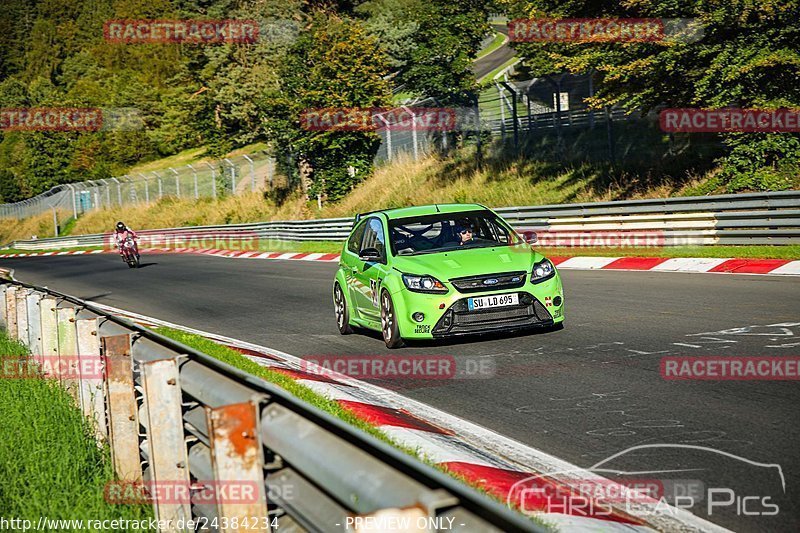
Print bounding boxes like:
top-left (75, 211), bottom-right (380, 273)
top-left (358, 203), bottom-right (489, 221)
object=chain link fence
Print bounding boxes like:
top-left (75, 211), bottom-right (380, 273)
top-left (375, 73), bottom-right (725, 169)
top-left (0, 151), bottom-right (275, 220)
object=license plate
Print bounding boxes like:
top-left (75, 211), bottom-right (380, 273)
top-left (468, 293), bottom-right (519, 311)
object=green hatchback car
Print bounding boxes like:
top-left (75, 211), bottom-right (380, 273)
top-left (333, 204), bottom-right (565, 348)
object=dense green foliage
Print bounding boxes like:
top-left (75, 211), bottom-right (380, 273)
top-left (0, 0), bottom-right (491, 203)
top-left (502, 0), bottom-right (800, 191)
top-left (0, 334), bottom-right (153, 528)
top-left (1, 0), bottom-right (796, 203)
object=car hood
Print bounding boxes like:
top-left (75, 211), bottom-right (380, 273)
top-left (392, 244), bottom-right (543, 281)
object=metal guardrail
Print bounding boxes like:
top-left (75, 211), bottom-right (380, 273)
top-left (0, 278), bottom-right (541, 532)
top-left (6, 191), bottom-right (800, 250)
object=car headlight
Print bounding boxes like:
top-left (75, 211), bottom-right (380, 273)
top-left (402, 274), bottom-right (448, 293)
top-left (531, 259), bottom-right (555, 283)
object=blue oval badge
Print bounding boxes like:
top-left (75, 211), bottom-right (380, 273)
top-left (483, 278), bottom-right (499, 285)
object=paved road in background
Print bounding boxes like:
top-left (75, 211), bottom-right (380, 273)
top-left (4, 253), bottom-right (799, 532)
top-left (473, 24), bottom-right (515, 82)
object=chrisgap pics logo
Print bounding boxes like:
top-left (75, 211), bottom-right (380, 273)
top-left (509, 18), bottom-right (703, 44)
top-left (507, 444), bottom-right (786, 523)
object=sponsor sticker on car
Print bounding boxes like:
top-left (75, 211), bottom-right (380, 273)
top-left (467, 293), bottom-right (519, 311)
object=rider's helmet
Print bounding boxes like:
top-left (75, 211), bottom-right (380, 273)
top-left (116, 221), bottom-right (126, 232)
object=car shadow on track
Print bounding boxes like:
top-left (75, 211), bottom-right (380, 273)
top-left (353, 324), bottom-right (564, 349)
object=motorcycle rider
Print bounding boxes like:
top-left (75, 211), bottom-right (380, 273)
top-left (113, 221), bottom-right (140, 261)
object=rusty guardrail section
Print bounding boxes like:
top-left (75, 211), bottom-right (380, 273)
top-left (0, 278), bottom-right (541, 533)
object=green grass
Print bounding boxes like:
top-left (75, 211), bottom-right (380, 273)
top-left (0, 333), bottom-right (153, 530)
top-left (124, 142), bottom-right (269, 175)
top-left (476, 31), bottom-right (507, 60)
top-left (152, 326), bottom-right (550, 529)
top-left (153, 327), bottom-right (411, 447)
top-left (478, 57), bottom-right (520, 84)
top-left (59, 216), bottom-right (78, 237)
top-left (537, 245), bottom-right (800, 260)
top-left (0, 246), bottom-right (103, 255)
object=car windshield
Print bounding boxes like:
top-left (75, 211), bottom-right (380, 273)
top-left (389, 210), bottom-right (520, 256)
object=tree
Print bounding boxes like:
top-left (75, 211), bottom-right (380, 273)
top-left (264, 10), bottom-right (391, 202)
top-left (502, 0), bottom-right (800, 190)
top-left (392, 0), bottom-right (491, 105)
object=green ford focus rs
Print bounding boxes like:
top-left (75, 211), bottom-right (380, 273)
top-left (333, 203), bottom-right (565, 348)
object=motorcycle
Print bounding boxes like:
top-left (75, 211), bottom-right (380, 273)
top-left (120, 237), bottom-right (140, 268)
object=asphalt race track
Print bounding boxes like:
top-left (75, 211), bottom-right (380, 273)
top-left (4, 253), bottom-right (799, 532)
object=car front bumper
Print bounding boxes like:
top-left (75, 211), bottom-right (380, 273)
top-left (391, 273), bottom-right (564, 339)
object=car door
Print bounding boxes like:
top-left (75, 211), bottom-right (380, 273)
top-left (354, 217), bottom-right (389, 322)
top-left (342, 219), bottom-right (368, 314)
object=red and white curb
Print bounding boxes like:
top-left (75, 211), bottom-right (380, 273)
top-left (2, 247), bottom-right (798, 276)
top-left (75, 301), bottom-right (727, 532)
top-left (550, 256), bottom-right (800, 276)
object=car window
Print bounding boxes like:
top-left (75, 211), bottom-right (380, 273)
top-left (361, 217), bottom-right (386, 260)
top-left (347, 220), bottom-right (367, 255)
top-left (390, 210), bottom-right (515, 255)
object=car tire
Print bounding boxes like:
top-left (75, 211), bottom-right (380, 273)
top-left (333, 282), bottom-right (353, 335)
top-left (380, 290), bottom-right (404, 349)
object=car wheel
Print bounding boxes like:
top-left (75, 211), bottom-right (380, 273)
top-left (380, 290), bottom-right (404, 349)
top-left (333, 283), bottom-right (353, 334)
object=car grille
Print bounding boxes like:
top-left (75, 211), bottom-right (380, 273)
top-left (450, 271), bottom-right (527, 293)
top-left (432, 293), bottom-right (553, 336)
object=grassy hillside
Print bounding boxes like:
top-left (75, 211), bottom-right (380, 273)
top-left (0, 152), bottom-right (735, 244)
top-left (2, 138), bottom-right (795, 246)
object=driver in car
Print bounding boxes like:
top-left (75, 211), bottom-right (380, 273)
top-left (455, 222), bottom-right (474, 246)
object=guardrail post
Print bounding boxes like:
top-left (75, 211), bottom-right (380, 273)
top-left (0, 285), bottom-right (7, 330)
top-left (56, 303), bottom-right (81, 402)
top-left (39, 297), bottom-right (58, 371)
top-left (102, 332), bottom-right (142, 481)
top-left (140, 357), bottom-right (192, 529)
top-left (205, 399), bottom-right (268, 531)
top-left (5, 285), bottom-right (19, 340)
top-left (26, 291), bottom-right (43, 355)
top-left (76, 311), bottom-right (107, 441)
top-left (15, 288), bottom-right (29, 346)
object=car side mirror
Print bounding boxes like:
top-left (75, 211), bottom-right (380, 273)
top-left (521, 231), bottom-right (537, 244)
top-left (359, 248), bottom-right (381, 262)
